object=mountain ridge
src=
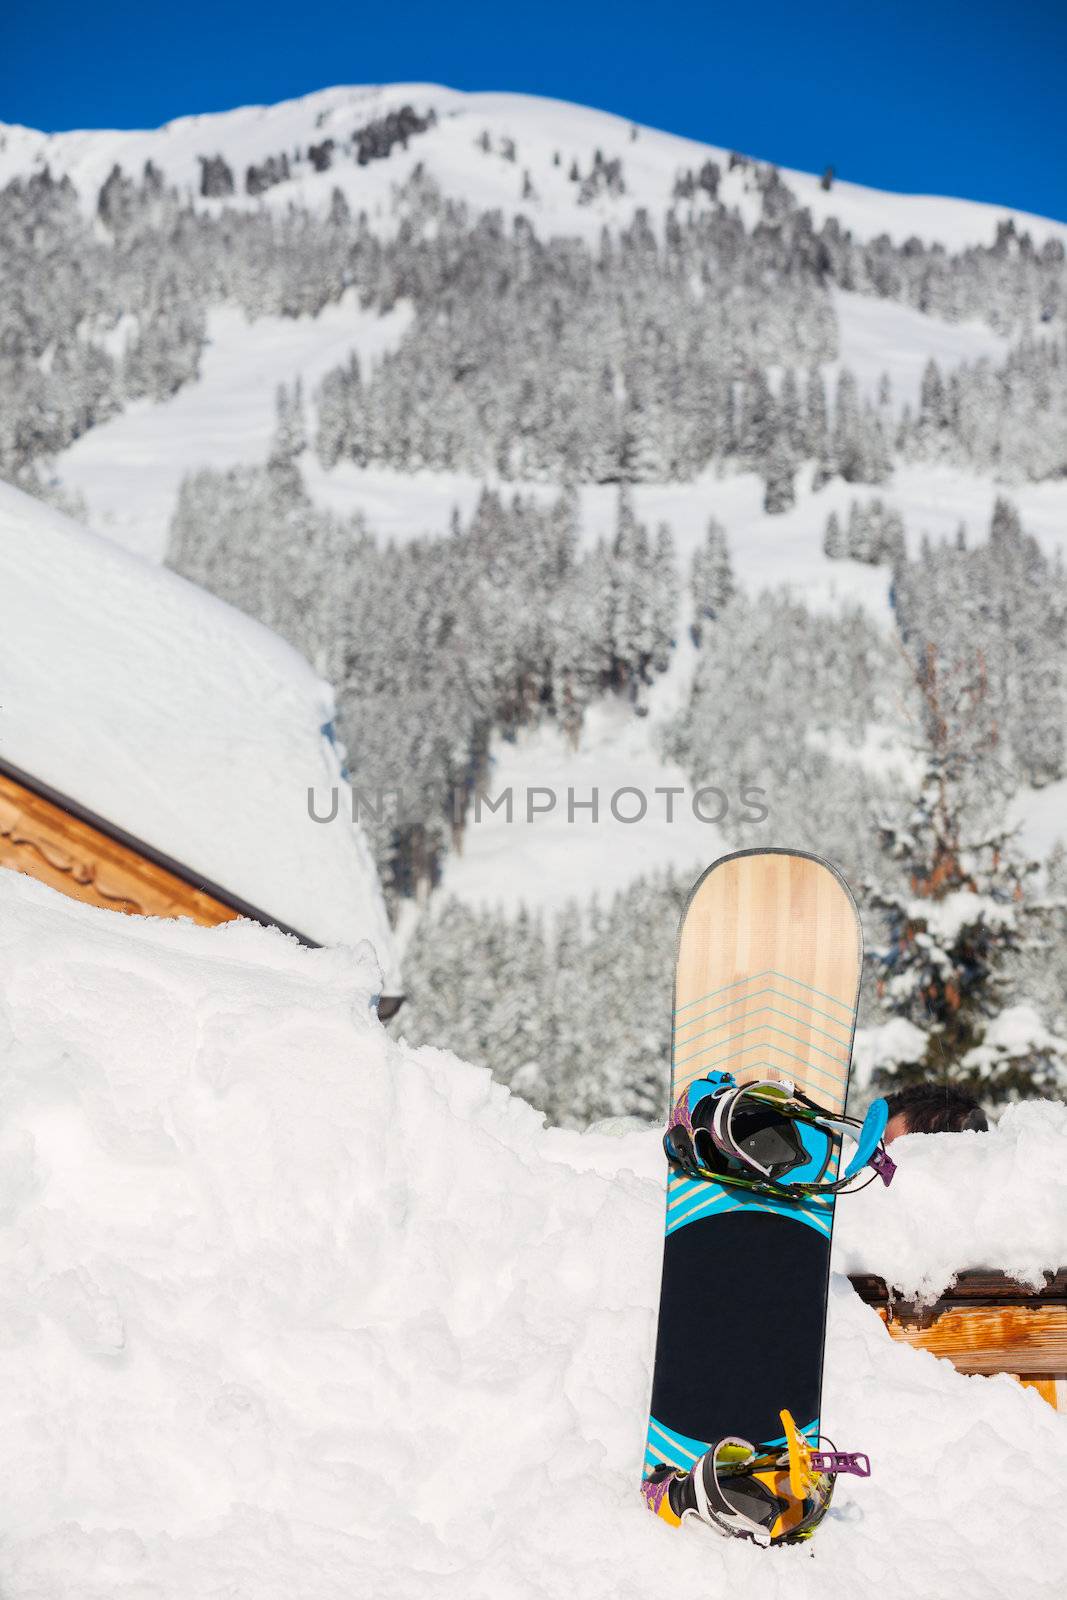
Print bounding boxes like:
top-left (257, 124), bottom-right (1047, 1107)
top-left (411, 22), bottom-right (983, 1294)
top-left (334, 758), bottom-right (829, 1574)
top-left (3, 82), bottom-right (1065, 250)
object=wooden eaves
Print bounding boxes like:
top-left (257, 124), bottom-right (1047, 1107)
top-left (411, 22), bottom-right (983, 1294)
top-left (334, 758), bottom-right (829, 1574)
top-left (0, 754), bottom-right (402, 1021)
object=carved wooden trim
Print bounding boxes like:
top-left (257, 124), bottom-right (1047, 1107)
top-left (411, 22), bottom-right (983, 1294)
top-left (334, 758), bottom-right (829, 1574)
top-left (0, 760), bottom-right (404, 1021)
top-left (0, 769), bottom-right (242, 927)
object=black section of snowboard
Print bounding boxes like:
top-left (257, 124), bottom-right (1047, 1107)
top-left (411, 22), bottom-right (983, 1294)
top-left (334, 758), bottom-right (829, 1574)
top-left (649, 1208), bottom-right (830, 1450)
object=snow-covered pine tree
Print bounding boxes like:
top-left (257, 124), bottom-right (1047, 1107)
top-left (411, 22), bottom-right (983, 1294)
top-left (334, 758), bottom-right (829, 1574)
top-left (892, 497), bottom-right (1067, 788)
top-left (861, 401), bottom-right (893, 483)
top-left (536, 900), bottom-right (587, 1119)
top-left (122, 273), bottom-right (206, 403)
top-left (846, 498), bottom-right (870, 559)
top-left (738, 367), bottom-right (777, 468)
top-left (839, 496), bottom-right (902, 563)
top-left (830, 369), bottom-right (891, 484)
top-left (97, 163), bottom-right (138, 234)
top-left (804, 367), bottom-right (829, 462)
top-left (400, 873), bottom-right (686, 1126)
top-left (909, 357), bottom-right (952, 459)
top-left (778, 368), bottom-right (804, 454)
top-left (269, 378), bottom-right (306, 467)
top-left (762, 435), bottom-right (796, 513)
top-left (879, 506), bottom-right (906, 566)
top-left (650, 522), bottom-right (680, 673)
top-left (822, 509), bottom-right (847, 560)
top-left (690, 517), bottom-right (735, 644)
top-left (606, 486), bottom-right (679, 700)
top-left (621, 511), bottom-right (654, 702)
top-left (831, 369), bottom-right (862, 480)
top-left (198, 154), bottom-right (235, 198)
top-left (315, 354), bottom-right (366, 468)
top-left (864, 650), bottom-right (1065, 1101)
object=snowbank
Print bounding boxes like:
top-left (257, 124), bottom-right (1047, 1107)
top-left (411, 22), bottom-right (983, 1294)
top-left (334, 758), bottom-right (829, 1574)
top-left (0, 481), bottom-right (396, 973)
top-left (834, 1101), bottom-right (1067, 1298)
top-left (0, 872), bottom-right (1064, 1598)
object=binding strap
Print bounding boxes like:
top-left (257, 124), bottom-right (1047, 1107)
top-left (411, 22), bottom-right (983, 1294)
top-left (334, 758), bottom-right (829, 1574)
top-left (687, 1440), bottom-right (774, 1547)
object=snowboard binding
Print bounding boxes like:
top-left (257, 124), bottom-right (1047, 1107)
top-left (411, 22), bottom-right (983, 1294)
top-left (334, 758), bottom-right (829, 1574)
top-left (664, 1072), bottom-right (896, 1200)
top-left (642, 1410), bottom-right (870, 1547)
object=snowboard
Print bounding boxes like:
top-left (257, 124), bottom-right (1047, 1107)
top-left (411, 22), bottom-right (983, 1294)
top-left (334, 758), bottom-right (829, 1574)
top-left (643, 847), bottom-right (862, 1490)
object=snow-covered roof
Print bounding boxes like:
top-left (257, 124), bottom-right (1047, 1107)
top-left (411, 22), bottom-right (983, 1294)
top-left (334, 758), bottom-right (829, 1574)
top-left (2, 83), bottom-right (1065, 251)
top-left (0, 481), bottom-right (396, 976)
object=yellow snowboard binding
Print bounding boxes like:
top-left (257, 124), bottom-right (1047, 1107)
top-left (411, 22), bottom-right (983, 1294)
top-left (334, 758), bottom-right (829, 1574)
top-left (641, 1410), bottom-right (869, 1547)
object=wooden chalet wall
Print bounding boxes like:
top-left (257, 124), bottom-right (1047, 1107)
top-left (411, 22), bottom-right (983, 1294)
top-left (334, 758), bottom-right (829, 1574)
top-left (851, 1270), bottom-right (1067, 1411)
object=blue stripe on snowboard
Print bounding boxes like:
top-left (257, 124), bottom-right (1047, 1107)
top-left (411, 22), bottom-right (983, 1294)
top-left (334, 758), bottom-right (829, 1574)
top-left (673, 968), bottom-right (856, 1019)
top-left (672, 1034), bottom-right (850, 1093)
top-left (643, 1413), bottom-right (821, 1476)
top-left (675, 992), bottom-right (851, 1056)
top-left (673, 988), bottom-right (854, 1046)
top-left (644, 1415), bottom-right (713, 1474)
top-left (665, 1170), bottom-right (834, 1240)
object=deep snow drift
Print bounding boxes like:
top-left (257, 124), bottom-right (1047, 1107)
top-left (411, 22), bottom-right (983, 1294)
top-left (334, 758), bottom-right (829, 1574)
top-left (0, 871), bottom-right (1064, 1598)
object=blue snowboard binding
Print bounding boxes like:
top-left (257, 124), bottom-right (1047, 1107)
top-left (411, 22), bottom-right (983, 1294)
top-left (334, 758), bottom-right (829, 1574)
top-left (664, 1072), bottom-right (895, 1200)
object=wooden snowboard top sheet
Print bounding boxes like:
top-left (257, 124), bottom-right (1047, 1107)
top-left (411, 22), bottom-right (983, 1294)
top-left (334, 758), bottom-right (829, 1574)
top-left (674, 848), bottom-right (861, 1119)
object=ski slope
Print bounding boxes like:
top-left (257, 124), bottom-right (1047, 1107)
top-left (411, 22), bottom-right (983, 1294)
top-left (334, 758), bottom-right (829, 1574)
top-left (56, 296), bottom-right (412, 560)
top-left (1, 872), bottom-right (1063, 1600)
top-left (436, 695), bottom-right (723, 918)
top-left (828, 290), bottom-right (1010, 410)
top-left (47, 281), bottom-right (1030, 563)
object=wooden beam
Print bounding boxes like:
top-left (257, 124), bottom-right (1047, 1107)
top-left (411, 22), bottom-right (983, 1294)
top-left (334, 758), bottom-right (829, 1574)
top-left (850, 1269), bottom-right (1067, 1307)
top-left (850, 1271), bottom-right (1067, 1404)
top-left (867, 1303), bottom-right (1067, 1376)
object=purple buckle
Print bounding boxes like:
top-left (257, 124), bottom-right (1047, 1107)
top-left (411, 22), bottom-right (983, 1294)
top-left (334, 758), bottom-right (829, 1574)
top-left (870, 1147), bottom-right (896, 1186)
top-left (810, 1450), bottom-right (871, 1478)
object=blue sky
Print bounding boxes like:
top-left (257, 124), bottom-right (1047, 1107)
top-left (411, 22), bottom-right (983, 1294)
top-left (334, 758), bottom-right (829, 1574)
top-left (5, 0), bottom-right (1066, 221)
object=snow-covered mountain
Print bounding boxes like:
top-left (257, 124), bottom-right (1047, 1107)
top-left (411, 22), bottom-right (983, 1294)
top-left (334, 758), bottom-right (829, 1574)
top-left (3, 83), bottom-right (1066, 1116)
top-left (4, 83), bottom-right (1066, 250)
